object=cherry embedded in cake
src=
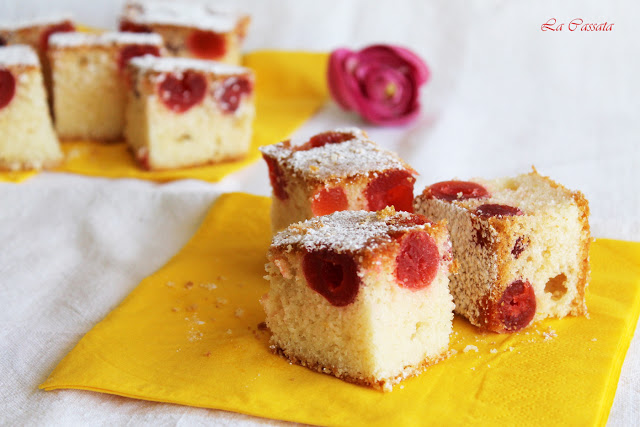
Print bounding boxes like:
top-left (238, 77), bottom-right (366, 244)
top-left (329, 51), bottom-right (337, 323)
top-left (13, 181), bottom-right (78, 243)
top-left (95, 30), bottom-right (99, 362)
top-left (414, 169), bottom-right (591, 333)
top-left (260, 128), bottom-right (417, 231)
top-left (119, 0), bottom-right (250, 64)
top-left (125, 55), bottom-right (255, 170)
top-left (262, 207), bottom-right (455, 391)
top-left (0, 16), bottom-right (77, 100)
top-left (0, 45), bottom-right (62, 170)
top-left (48, 32), bottom-right (164, 141)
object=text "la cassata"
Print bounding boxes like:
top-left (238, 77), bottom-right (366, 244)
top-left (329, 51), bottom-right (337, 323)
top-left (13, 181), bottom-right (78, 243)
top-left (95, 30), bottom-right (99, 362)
top-left (542, 18), bottom-right (614, 32)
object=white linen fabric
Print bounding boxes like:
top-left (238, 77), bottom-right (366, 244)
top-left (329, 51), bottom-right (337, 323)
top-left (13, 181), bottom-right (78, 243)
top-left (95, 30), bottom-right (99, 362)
top-left (0, 0), bottom-right (638, 425)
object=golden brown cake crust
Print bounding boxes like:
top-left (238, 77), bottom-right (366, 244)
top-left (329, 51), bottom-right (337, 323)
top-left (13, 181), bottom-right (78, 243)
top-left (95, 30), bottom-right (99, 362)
top-left (271, 342), bottom-right (451, 392)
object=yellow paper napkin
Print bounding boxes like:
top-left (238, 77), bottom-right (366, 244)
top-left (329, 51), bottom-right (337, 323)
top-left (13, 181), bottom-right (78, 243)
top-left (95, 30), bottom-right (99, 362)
top-left (41, 193), bottom-right (640, 426)
top-left (1, 51), bottom-right (328, 183)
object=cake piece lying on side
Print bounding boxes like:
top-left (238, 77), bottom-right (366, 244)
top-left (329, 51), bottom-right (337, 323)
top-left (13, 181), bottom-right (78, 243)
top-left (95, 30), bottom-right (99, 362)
top-left (119, 0), bottom-right (249, 64)
top-left (48, 32), bottom-right (164, 141)
top-left (0, 45), bottom-right (62, 170)
top-left (0, 16), bottom-right (75, 100)
top-left (125, 55), bottom-right (255, 170)
top-left (262, 207), bottom-right (455, 391)
top-left (260, 128), bottom-right (417, 232)
top-left (414, 169), bottom-right (590, 333)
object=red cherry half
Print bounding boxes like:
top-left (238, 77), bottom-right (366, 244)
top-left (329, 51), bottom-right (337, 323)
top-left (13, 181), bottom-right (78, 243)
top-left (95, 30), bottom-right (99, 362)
top-left (158, 71), bottom-right (207, 113)
top-left (311, 186), bottom-right (348, 216)
top-left (118, 45), bottom-right (160, 73)
top-left (40, 21), bottom-right (75, 51)
top-left (0, 69), bottom-right (16, 110)
top-left (263, 155), bottom-right (288, 200)
top-left (494, 280), bottom-right (536, 332)
top-left (186, 30), bottom-right (226, 59)
top-left (395, 231), bottom-right (439, 290)
top-left (296, 131), bottom-right (356, 151)
top-left (476, 203), bottom-right (524, 218)
top-left (119, 21), bottom-right (153, 33)
top-left (217, 76), bottom-right (252, 114)
top-left (366, 169), bottom-right (416, 212)
top-left (302, 250), bottom-right (360, 307)
top-left (427, 180), bottom-right (490, 202)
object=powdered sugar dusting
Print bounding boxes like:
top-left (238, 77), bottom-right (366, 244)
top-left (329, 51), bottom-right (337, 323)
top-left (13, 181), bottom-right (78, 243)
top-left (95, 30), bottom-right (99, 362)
top-left (0, 45), bottom-right (39, 66)
top-left (129, 54), bottom-right (249, 75)
top-left (273, 209), bottom-right (428, 254)
top-left (261, 129), bottom-right (409, 181)
top-left (292, 140), bottom-right (407, 180)
top-left (49, 31), bottom-right (163, 48)
top-left (122, 0), bottom-right (242, 32)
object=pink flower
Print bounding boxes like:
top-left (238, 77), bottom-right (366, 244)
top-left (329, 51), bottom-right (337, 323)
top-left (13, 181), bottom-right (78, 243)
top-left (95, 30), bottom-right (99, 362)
top-left (328, 44), bottom-right (430, 126)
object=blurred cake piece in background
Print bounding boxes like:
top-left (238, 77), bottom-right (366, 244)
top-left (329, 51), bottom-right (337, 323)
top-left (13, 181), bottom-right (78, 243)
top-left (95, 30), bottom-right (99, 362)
top-left (125, 55), bottom-right (255, 170)
top-left (0, 16), bottom-right (76, 100)
top-left (0, 45), bottom-right (62, 170)
top-left (119, 0), bottom-right (249, 64)
top-left (260, 128), bottom-right (417, 232)
top-left (48, 32), bottom-right (163, 141)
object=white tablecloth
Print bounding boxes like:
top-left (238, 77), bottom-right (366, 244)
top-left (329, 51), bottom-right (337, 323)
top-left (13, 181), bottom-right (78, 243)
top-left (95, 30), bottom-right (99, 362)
top-left (1, 0), bottom-right (639, 425)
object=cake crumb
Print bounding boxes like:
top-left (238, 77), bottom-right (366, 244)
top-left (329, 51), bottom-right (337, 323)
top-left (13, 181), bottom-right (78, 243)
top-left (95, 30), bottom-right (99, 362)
top-left (235, 308), bottom-right (245, 318)
top-left (166, 281), bottom-right (175, 287)
top-left (226, 329), bottom-right (233, 335)
top-left (591, 338), bottom-right (597, 342)
top-left (507, 346), bottom-right (515, 352)
top-left (199, 282), bottom-right (218, 290)
top-left (216, 297), bottom-right (229, 306)
top-left (399, 385), bottom-right (405, 389)
top-left (187, 329), bottom-right (203, 342)
top-left (463, 345), bottom-right (479, 353)
top-left (543, 328), bottom-right (557, 341)
top-left (184, 281), bottom-right (194, 289)
top-left (470, 367), bottom-right (475, 371)
top-left (489, 348), bottom-right (498, 354)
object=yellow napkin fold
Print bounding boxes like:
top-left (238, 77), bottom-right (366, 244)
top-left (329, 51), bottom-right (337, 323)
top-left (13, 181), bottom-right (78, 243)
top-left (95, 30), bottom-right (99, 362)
top-left (41, 193), bottom-right (640, 426)
top-left (1, 51), bottom-right (328, 183)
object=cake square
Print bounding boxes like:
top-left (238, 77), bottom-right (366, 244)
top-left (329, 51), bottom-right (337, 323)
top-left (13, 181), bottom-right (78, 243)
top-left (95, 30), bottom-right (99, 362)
top-left (260, 128), bottom-right (417, 231)
top-left (119, 0), bottom-right (249, 65)
top-left (0, 16), bottom-right (76, 101)
top-left (262, 207), bottom-right (455, 391)
top-left (125, 55), bottom-right (255, 170)
top-left (414, 169), bottom-right (590, 333)
top-left (48, 31), bottom-right (164, 141)
top-left (0, 45), bottom-right (62, 170)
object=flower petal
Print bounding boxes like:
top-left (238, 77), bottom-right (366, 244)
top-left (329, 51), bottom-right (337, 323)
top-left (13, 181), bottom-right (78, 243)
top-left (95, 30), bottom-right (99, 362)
top-left (328, 48), bottom-right (360, 110)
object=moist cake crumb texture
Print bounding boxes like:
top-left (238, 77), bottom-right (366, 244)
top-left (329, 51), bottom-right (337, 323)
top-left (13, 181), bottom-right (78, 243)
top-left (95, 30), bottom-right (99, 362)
top-left (263, 208), bottom-right (455, 391)
top-left (414, 169), bottom-right (590, 333)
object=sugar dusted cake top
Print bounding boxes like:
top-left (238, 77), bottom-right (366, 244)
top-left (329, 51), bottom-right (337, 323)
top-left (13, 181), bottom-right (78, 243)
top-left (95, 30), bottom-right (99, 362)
top-left (128, 54), bottom-right (249, 76)
top-left (48, 31), bottom-right (163, 48)
top-left (122, 0), bottom-right (243, 32)
top-left (260, 128), bottom-right (413, 182)
top-left (273, 207), bottom-right (433, 255)
top-left (0, 45), bottom-right (39, 66)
